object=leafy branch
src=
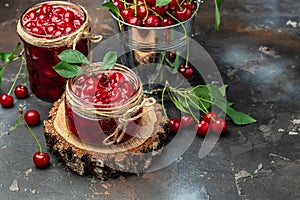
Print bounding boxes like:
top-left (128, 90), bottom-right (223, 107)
top-left (0, 43), bottom-right (22, 89)
top-left (162, 83), bottom-right (256, 125)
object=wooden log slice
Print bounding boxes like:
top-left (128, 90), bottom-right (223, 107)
top-left (44, 95), bottom-right (168, 180)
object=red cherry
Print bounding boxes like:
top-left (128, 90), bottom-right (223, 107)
top-left (25, 11), bottom-right (37, 21)
top-left (137, 5), bottom-right (148, 19)
top-left (178, 64), bottom-right (194, 79)
top-left (175, 7), bottom-right (193, 21)
top-left (24, 21), bottom-right (36, 29)
top-left (127, 16), bottom-right (143, 26)
top-left (183, 1), bottom-right (197, 10)
top-left (73, 18), bottom-right (83, 28)
top-left (14, 85), bottom-right (29, 99)
top-left (120, 8), bottom-right (134, 23)
top-left (40, 4), bottom-right (53, 15)
top-left (113, 0), bottom-right (125, 11)
top-left (181, 114), bottom-right (195, 128)
top-left (52, 29), bottom-right (63, 37)
top-left (202, 112), bottom-right (218, 123)
top-left (211, 118), bottom-right (227, 134)
top-left (64, 10), bottom-right (75, 20)
top-left (56, 20), bottom-right (68, 29)
top-left (161, 17), bottom-right (174, 27)
top-left (166, 50), bottom-right (176, 62)
top-left (195, 120), bottom-right (209, 136)
top-left (0, 94), bottom-right (14, 108)
top-left (144, 15), bottom-right (161, 27)
top-left (31, 27), bottom-right (44, 35)
top-left (50, 14), bottom-right (62, 23)
top-left (33, 152), bottom-right (50, 168)
top-left (44, 23), bottom-right (57, 35)
top-left (52, 7), bottom-right (66, 16)
top-left (24, 110), bottom-right (40, 126)
top-left (37, 14), bottom-right (49, 21)
top-left (110, 72), bottom-right (126, 88)
top-left (151, 5), bottom-right (168, 16)
top-left (65, 25), bottom-right (75, 33)
top-left (169, 118), bottom-right (181, 134)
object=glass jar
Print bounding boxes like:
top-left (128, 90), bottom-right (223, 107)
top-left (17, 1), bottom-right (90, 102)
top-left (64, 63), bottom-right (148, 146)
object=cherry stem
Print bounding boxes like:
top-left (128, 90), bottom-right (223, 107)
top-left (161, 84), bottom-right (169, 118)
top-left (133, 0), bottom-right (138, 16)
top-left (184, 95), bottom-right (198, 121)
top-left (22, 115), bottom-right (43, 155)
top-left (185, 40), bottom-right (190, 67)
top-left (7, 57), bottom-right (25, 95)
top-left (176, 0), bottom-right (183, 11)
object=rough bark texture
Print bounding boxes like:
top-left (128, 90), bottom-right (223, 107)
top-left (44, 96), bottom-right (168, 180)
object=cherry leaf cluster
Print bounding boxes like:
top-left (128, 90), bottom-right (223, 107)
top-left (53, 50), bottom-right (117, 78)
top-left (162, 84), bottom-right (256, 125)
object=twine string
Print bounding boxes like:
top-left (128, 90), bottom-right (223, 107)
top-left (103, 97), bottom-right (156, 145)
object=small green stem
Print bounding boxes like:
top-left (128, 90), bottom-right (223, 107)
top-left (161, 85), bottom-right (169, 119)
top-left (185, 40), bottom-right (190, 67)
top-left (184, 96), bottom-right (198, 121)
top-left (7, 57), bottom-right (24, 95)
top-left (22, 115), bottom-right (43, 154)
top-left (176, 0), bottom-right (183, 11)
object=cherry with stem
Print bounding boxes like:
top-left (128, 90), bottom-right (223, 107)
top-left (11, 105), bottom-right (50, 168)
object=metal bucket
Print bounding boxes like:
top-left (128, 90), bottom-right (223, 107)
top-left (109, 1), bottom-right (201, 92)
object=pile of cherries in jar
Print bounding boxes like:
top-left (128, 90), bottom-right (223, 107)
top-left (72, 71), bottom-right (137, 105)
top-left (22, 4), bottom-right (84, 37)
top-left (112, 0), bottom-right (197, 27)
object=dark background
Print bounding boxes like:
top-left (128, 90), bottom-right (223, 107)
top-left (0, 0), bottom-right (299, 199)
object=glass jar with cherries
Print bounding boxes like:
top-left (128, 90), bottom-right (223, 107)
top-left (64, 63), bottom-right (156, 146)
top-left (17, 1), bottom-right (91, 102)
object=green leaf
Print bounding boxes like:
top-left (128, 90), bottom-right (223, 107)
top-left (101, 2), bottom-right (121, 18)
top-left (8, 42), bottom-right (21, 62)
top-left (226, 107), bottom-right (257, 125)
top-left (101, 51), bottom-right (117, 70)
top-left (0, 52), bottom-right (10, 63)
top-left (214, 0), bottom-right (222, 30)
top-left (218, 84), bottom-right (227, 96)
top-left (53, 61), bottom-right (85, 78)
top-left (156, 0), bottom-right (172, 7)
top-left (193, 85), bottom-right (212, 108)
top-left (58, 49), bottom-right (89, 65)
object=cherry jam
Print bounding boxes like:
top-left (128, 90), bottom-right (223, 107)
top-left (65, 64), bottom-right (143, 146)
top-left (18, 2), bottom-right (89, 102)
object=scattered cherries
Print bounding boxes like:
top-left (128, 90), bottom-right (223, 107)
top-left (0, 94), bottom-right (14, 108)
top-left (169, 117), bottom-right (181, 134)
top-left (33, 152), bottom-right (50, 169)
top-left (22, 3), bottom-right (84, 37)
top-left (168, 112), bottom-right (227, 136)
top-left (14, 85), bottom-right (29, 99)
top-left (111, 0), bottom-right (197, 27)
top-left (178, 64), bottom-right (194, 79)
top-left (24, 109), bottom-right (41, 126)
top-left (72, 71), bottom-right (137, 105)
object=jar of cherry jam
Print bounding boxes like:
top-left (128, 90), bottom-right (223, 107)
top-left (17, 1), bottom-right (90, 102)
top-left (64, 63), bottom-right (155, 146)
